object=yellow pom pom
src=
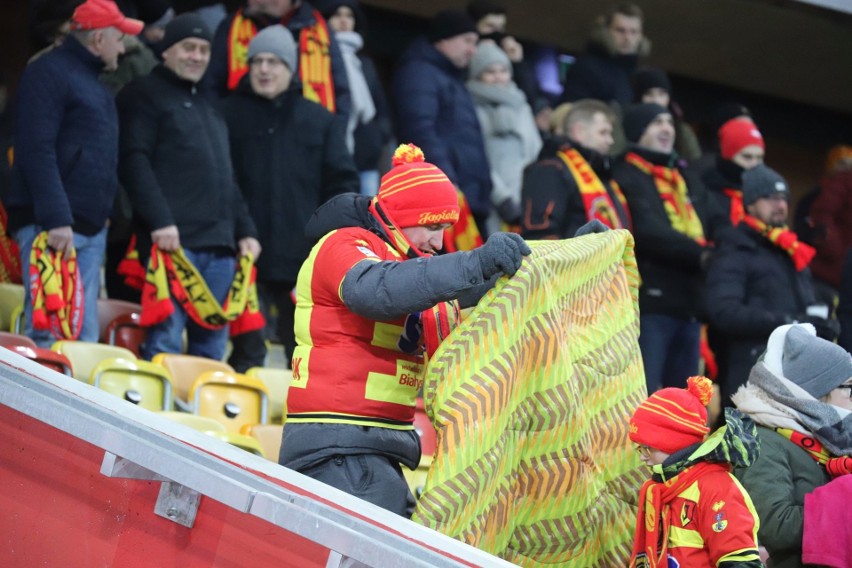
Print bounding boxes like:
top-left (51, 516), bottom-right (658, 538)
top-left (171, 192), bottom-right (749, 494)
top-left (686, 376), bottom-right (713, 406)
top-left (392, 143), bottom-right (425, 167)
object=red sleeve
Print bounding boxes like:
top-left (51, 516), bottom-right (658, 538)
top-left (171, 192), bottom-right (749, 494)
top-left (312, 230), bottom-right (382, 302)
top-left (810, 172), bottom-right (852, 259)
top-left (698, 472), bottom-right (761, 566)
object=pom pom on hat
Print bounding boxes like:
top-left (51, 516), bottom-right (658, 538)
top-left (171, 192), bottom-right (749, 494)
top-left (718, 118), bottom-right (764, 160)
top-left (375, 144), bottom-right (460, 228)
top-left (629, 376), bottom-right (713, 454)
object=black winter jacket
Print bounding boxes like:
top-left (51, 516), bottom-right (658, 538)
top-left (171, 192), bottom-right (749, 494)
top-left (559, 42), bottom-right (638, 107)
top-left (613, 146), bottom-right (729, 318)
top-left (705, 225), bottom-right (816, 396)
top-left (117, 65), bottom-right (257, 255)
top-left (220, 82), bottom-right (359, 282)
top-left (521, 137), bottom-right (629, 240)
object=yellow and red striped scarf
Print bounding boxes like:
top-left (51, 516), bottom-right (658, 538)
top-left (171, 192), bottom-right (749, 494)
top-left (441, 189), bottom-right (484, 253)
top-left (29, 232), bottom-right (83, 340)
top-left (775, 428), bottom-right (852, 478)
top-left (559, 147), bottom-right (631, 231)
top-left (227, 9), bottom-right (336, 112)
top-left (741, 215), bottom-right (815, 271)
top-left (626, 152), bottom-right (705, 245)
top-left (140, 247), bottom-right (264, 336)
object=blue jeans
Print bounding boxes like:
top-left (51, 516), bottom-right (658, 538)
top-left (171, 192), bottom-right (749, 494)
top-left (141, 248), bottom-right (235, 361)
top-left (16, 224), bottom-right (106, 347)
top-left (638, 314), bottom-right (701, 393)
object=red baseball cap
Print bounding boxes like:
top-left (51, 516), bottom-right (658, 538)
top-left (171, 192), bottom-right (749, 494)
top-left (71, 0), bottom-right (144, 35)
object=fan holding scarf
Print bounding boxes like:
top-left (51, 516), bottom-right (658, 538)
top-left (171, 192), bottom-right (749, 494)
top-left (279, 143), bottom-right (530, 518)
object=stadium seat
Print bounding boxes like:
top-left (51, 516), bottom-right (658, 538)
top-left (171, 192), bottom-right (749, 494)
top-left (245, 367), bottom-right (293, 424)
top-left (242, 423), bottom-right (284, 462)
top-left (51, 340), bottom-right (136, 383)
top-left (402, 455), bottom-right (432, 500)
top-left (159, 411), bottom-right (265, 457)
top-left (7, 345), bottom-right (73, 376)
top-left (0, 283), bottom-right (24, 333)
top-left (90, 357), bottom-right (173, 411)
top-left (96, 298), bottom-right (141, 343)
top-left (189, 371), bottom-right (269, 434)
top-left (104, 312), bottom-right (145, 357)
top-left (151, 353), bottom-right (234, 409)
top-left (0, 331), bottom-right (36, 349)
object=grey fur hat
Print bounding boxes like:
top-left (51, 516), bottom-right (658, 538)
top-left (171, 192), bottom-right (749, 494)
top-left (469, 41), bottom-right (511, 81)
top-left (248, 25), bottom-right (297, 72)
top-left (782, 325), bottom-right (852, 399)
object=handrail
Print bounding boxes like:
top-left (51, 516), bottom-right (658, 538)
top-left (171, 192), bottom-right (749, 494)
top-left (0, 350), bottom-right (515, 568)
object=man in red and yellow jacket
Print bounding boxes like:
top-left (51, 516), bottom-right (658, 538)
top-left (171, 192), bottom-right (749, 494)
top-left (279, 144), bottom-right (530, 517)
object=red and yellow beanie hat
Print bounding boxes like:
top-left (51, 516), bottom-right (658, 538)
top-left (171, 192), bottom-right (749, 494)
top-left (373, 144), bottom-right (460, 228)
top-left (629, 376), bottom-right (714, 454)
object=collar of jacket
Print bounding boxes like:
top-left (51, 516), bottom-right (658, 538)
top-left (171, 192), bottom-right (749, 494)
top-left (567, 138), bottom-right (612, 177)
top-left (61, 34), bottom-right (106, 74)
top-left (627, 144), bottom-right (679, 169)
top-left (715, 154), bottom-right (745, 188)
top-left (152, 64), bottom-right (203, 94)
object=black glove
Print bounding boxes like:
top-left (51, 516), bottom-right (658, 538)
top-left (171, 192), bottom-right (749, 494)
top-left (797, 314), bottom-right (841, 342)
top-left (475, 232), bottom-right (531, 279)
top-left (574, 219), bottom-right (609, 237)
top-left (496, 198), bottom-right (521, 225)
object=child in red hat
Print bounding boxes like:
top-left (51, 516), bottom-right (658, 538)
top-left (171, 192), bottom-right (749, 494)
top-left (628, 376), bottom-right (764, 568)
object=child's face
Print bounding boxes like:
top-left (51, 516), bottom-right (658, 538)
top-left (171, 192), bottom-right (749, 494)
top-left (635, 444), bottom-right (671, 467)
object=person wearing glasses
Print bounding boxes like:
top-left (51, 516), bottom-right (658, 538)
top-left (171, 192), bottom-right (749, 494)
top-left (733, 323), bottom-right (852, 567)
top-left (627, 375), bottom-right (763, 567)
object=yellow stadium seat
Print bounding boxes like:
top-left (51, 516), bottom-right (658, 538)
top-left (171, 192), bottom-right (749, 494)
top-left (402, 455), bottom-right (432, 500)
top-left (209, 431), bottom-right (266, 457)
top-left (242, 423), bottom-right (284, 462)
top-left (91, 357), bottom-right (173, 411)
top-left (0, 283), bottom-right (24, 333)
top-left (51, 340), bottom-right (136, 383)
top-left (245, 367), bottom-right (293, 424)
top-left (152, 353), bottom-right (234, 408)
top-left (189, 371), bottom-right (269, 434)
top-left (157, 411), bottom-right (226, 434)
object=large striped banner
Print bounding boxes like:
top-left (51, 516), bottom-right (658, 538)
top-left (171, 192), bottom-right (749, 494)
top-left (413, 230), bottom-right (647, 567)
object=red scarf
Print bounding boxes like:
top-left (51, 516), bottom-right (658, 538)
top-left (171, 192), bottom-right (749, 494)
top-left (741, 215), bottom-right (815, 271)
top-left (722, 188), bottom-right (745, 226)
top-left (776, 428), bottom-right (852, 478)
top-left (0, 200), bottom-right (21, 284)
top-left (441, 190), bottom-right (484, 253)
top-left (558, 147), bottom-right (631, 231)
top-left (630, 462), bottom-right (723, 568)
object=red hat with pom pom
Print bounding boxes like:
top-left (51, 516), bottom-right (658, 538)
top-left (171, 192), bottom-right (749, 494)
top-left (629, 376), bottom-right (713, 454)
top-left (374, 144), bottom-right (460, 228)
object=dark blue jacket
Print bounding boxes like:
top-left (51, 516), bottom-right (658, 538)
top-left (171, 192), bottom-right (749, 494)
top-left (8, 36), bottom-right (119, 235)
top-left (391, 38), bottom-right (492, 216)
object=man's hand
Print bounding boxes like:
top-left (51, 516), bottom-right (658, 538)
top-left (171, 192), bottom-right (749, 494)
top-left (47, 226), bottom-right (75, 257)
top-left (500, 36), bottom-right (524, 63)
top-left (152, 225), bottom-right (180, 252)
top-left (238, 237), bottom-right (262, 260)
top-left (475, 232), bottom-right (531, 279)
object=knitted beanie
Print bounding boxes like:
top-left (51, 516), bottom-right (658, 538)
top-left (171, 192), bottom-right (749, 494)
top-left (631, 67), bottom-right (671, 101)
top-left (622, 103), bottom-right (668, 143)
top-left (428, 10), bottom-right (477, 43)
top-left (466, 0), bottom-right (506, 22)
top-left (718, 118), bottom-right (764, 160)
top-left (248, 25), bottom-right (297, 71)
top-left (374, 144), bottom-right (460, 228)
top-left (469, 41), bottom-right (511, 81)
top-left (781, 325), bottom-right (852, 399)
top-left (742, 164), bottom-right (789, 206)
top-left (159, 13), bottom-right (212, 53)
top-left (629, 376), bottom-right (713, 454)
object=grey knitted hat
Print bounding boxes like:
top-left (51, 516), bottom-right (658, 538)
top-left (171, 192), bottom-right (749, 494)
top-left (782, 325), bottom-right (852, 399)
top-left (469, 41), bottom-right (512, 81)
top-left (742, 164), bottom-right (790, 206)
top-left (248, 25), bottom-right (297, 72)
